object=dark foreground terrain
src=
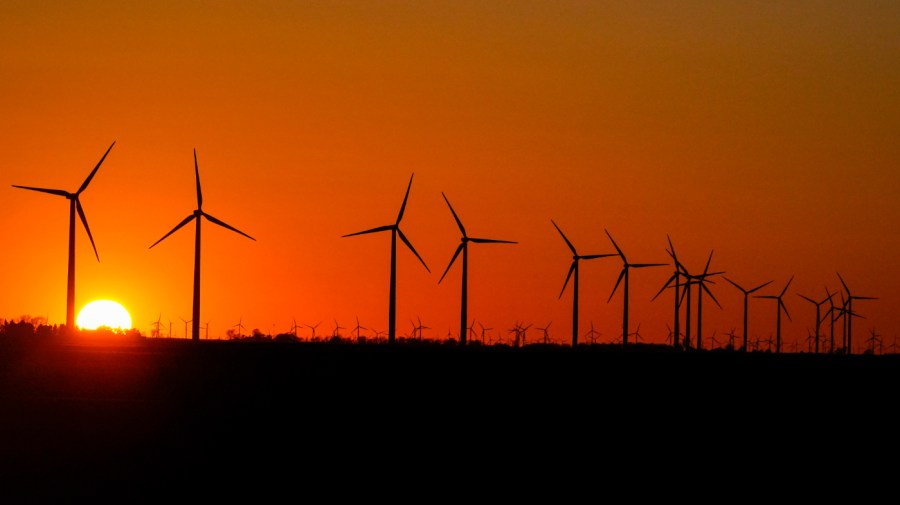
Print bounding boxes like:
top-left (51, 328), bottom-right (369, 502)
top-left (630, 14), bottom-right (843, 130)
top-left (1, 336), bottom-right (898, 500)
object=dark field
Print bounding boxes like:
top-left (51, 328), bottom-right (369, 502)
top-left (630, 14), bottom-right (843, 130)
top-left (2, 336), bottom-right (897, 500)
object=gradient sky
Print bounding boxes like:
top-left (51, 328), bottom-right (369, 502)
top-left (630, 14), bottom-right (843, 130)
top-left (2, 1), bottom-right (898, 351)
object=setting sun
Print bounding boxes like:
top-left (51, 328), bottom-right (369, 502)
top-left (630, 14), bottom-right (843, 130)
top-left (76, 300), bottom-right (133, 331)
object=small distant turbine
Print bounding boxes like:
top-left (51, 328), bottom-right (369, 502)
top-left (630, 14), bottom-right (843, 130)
top-left (537, 321), bottom-right (552, 345)
top-left (232, 317), bottom-right (246, 339)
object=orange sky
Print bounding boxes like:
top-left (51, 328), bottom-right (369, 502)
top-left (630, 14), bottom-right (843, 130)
top-left (2, 1), bottom-right (898, 351)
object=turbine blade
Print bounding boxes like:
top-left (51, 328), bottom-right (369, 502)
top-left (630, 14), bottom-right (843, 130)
top-left (469, 237), bottom-right (517, 244)
top-left (781, 275), bottom-right (794, 297)
top-left (679, 283), bottom-right (690, 305)
top-left (203, 212), bottom-right (256, 241)
top-left (12, 185), bottom-right (70, 198)
top-left (608, 268), bottom-right (626, 303)
top-left (836, 272), bottom-right (850, 295)
top-left (439, 243), bottom-right (464, 284)
top-left (342, 224), bottom-right (394, 238)
top-left (149, 214), bottom-right (196, 249)
top-left (633, 263), bottom-right (666, 268)
top-left (397, 228), bottom-right (430, 273)
top-left (666, 234), bottom-right (676, 258)
top-left (701, 282), bottom-right (722, 308)
top-left (853, 295), bottom-right (878, 300)
top-left (551, 219), bottom-right (577, 255)
top-left (396, 173), bottom-right (414, 224)
top-left (651, 274), bottom-right (676, 301)
top-left (781, 300), bottom-right (792, 322)
top-left (78, 141), bottom-right (116, 194)
top-left (702, 250), bottom-right (714, 275)
top-left (560, 261), bottom-right (576, 299)
top-left (797, 293), bottom-right (816, 304)
top-left (194, 149), bottom-right (203, 210)
top-left (748, 280), bottom-right (774, 293)
top-left (76, 200), bottom-right (100, 262)
top-left (722, 276), bottom-right (746, 293)
top-left (581, 253), bottom-right (617, 260)
top-left (604, 229), bottom-right (625, 259)
top-left (441, 192), bottom-right (466, 237)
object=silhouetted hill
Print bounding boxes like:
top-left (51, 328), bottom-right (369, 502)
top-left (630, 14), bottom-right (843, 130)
top-left (1, 336), bottom-right (896, 500)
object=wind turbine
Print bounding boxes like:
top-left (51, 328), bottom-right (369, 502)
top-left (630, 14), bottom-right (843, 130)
top-left (332, 319), bottom-right (345, 339)
top-left (822, 287), bottom-right (838, 353)
top-left (149, 149), bottom-right (256, 341)
top-left (628, 323), bottom-right (643, 344)
top-left (755, 275), bottom-right (794, 354)
top-left (181, 317), bottom-right (192, 340)
top-left (836, 272), bottom-right (877, 356)
top-left (352, 316), bottom-right (367, 341)
top-left (723, 276), bottom-right (773, 353)
top-left (689, 250), bottom-right (723, 351)
top-left (478, 322), bottom-right (492, 345)
top-left (797, 289), bottom-right (833, 354)
top-left (12, 141), bottom-right (116, 333)
top-left (605, 229), bottom-right (666, 346)
top-left (342, 173), bottom-right (430, 344)
top-left (232, 317), bottom-right (245, 339)
top-left (652, 235), bottom-right (687, 348)
top-left (438, 192), bottom-right (516, 346)
top-left (867, 327), bottom-right (882, 355)
top-left (536, 321), bottom-right (552, 345)
top-left (152, 313), bottom-right (162, 338)
top-left (518, 323), bottom-right (533, 347)
top-left (306, 321), bottom-right (321, 340)
top-left (552, 220), bottom-right (615, 348)
top-left (584, 321), bottom-right (601, 345)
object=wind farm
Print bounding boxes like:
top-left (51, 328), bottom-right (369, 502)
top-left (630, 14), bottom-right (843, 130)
top-left (1, 2), bottom-right (899, 496)
top-left (3, 150), bottom-right (892, 356)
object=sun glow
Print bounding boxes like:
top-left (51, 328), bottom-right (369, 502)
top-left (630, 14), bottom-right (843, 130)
top-left (76, 300), bottom-right (133, 331)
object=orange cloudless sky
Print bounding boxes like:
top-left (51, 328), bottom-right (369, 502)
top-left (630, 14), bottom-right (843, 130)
top-left (1, 1), bottom-right (898, 351)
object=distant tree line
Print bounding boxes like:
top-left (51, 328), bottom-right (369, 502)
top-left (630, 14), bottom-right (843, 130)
top-left (0, 316), bottom-right (144, 340)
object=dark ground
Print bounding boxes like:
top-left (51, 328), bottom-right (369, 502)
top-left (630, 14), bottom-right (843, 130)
top-left (1, 336), bottom-right (897, 500)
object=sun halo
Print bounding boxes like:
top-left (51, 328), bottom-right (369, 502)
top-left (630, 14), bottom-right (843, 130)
top-left (76, 300), bottom-right (133, 331)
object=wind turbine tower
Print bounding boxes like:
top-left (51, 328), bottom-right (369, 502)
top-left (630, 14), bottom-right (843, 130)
top-left (342, 173), bottom-right (430, 344)
top-left (605, 229), bottom-right (665, 346)
top-left (723, 276), bottom-right (772, 353)
top-left (12, 141), bottom-right (116, 332)
top-left (755, 276), bottom-right (794, 354)
top-left (438, 192), bottom-right (516, 346)
top-left (551, 220), bottom-right (615, 347)
top-left (149, 149), bottom-right (256, 341)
